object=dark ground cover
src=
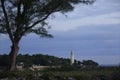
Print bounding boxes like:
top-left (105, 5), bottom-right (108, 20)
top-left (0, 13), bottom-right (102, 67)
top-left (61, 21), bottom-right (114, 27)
top-left (0, 66), bottom-right (120, 80)
top-left (40, 66), bottom-right (120, 80)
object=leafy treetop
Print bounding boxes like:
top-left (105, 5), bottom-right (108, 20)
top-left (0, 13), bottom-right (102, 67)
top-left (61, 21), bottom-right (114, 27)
top-left (0, 0), bottom-right (95, 41)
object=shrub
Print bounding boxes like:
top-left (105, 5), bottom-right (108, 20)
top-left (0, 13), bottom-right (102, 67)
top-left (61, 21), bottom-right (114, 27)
top-left (0, 70), bottom-right (34, 80)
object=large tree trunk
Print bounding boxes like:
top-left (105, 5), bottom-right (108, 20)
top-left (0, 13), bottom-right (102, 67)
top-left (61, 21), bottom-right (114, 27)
top-left (9, 42), bottom-right (19, 71)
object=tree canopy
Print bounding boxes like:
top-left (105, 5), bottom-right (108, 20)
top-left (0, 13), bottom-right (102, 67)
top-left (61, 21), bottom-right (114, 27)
top-left (0, 0), bottom-right (95, 39)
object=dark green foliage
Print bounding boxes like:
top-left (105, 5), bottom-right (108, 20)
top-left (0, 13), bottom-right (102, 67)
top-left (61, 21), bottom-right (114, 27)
top-left (111, 66), bottom-right (120, 80)
top-left (0, 70), bottom-right (34, 80)
top-left (41, 72), bottom-right (54, 80)
top-left (0, 53), bottom-right (99, 69)
top-left (0, 54), bottom-right (10, 66)
top-left (0, 64), bottom-right (119, 80)
top-left (0, 0), bottom-right (95, 36)
top-left (16, 54), bottom-right (71, 67)
top-left (41, 67), bottom-right (120, 80)
top-left (17, 54), bottom-right (33, 68)
top-left (82, 60), bottom-right (98, 68)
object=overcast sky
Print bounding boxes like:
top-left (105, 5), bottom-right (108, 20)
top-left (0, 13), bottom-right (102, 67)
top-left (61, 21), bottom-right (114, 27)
top-left (0, 0), bottom-right (120, 65)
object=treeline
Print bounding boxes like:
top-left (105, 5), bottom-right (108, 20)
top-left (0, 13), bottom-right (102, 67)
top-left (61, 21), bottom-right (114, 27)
top-left (17, 54), bottom-right (70, 67)
top-left (0, 54), bottom-right (98, 68)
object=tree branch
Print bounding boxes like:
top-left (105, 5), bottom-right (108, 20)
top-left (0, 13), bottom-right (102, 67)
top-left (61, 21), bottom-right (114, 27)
top-left (25, 0), bottom-right (63, 31)
top-left (29, 12), bottom-right (52, 29)
top-left (1, 0), bottom-right (14, 43)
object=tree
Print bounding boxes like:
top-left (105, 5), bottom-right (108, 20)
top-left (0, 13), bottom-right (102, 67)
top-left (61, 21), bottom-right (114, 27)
top-left (82, 60), bottom-right (99, 68)
top-left (0, 0), bottom-right (95, 71)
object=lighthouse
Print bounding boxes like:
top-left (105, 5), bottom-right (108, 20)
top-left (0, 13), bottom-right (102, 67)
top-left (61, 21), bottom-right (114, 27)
top-left (70, 51), bottom-right (74, 65)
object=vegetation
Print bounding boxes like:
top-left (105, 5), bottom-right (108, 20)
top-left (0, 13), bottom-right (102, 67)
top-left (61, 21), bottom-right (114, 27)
top-left (0, 54), bottom-right (119, 80)
top-left (0, 66), bottom-right (120, 80)
top-left (41, 67), bottom-right (120, 80)
top-left (0, 54), bottom-right (10, 66)
top-left (17, 54), bottom-right (70, 67)
top-left (0, 53), bottom-right (98, 68)
top-left (0, 69), bottom-right (34, 80)
top-left (0, 0), bottom-right (95, 71)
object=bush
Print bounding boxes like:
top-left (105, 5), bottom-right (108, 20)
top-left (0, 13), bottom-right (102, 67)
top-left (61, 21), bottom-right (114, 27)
top-left (112, 68), bottom-right (120, 80)
top-left (0, 70), bottom-right (34, 80)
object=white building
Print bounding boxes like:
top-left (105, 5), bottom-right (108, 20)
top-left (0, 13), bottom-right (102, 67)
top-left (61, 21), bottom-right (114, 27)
top-left (70, 51), bottom-right (74, 65)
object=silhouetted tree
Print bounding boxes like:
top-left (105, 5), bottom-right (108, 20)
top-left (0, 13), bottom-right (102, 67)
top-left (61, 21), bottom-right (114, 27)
top-left (82, 60), bottom-right (98, 68)
top-left (0, 0), bottom-right (95, 71)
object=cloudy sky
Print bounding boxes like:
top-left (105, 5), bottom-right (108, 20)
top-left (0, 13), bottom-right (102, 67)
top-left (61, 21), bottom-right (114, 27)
top-left (0, 0), bottom-right (120, 65)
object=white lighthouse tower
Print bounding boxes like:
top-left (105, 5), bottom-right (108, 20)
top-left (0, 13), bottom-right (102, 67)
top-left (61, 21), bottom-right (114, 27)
top-left (70, 51), bottom-right (74, 65)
